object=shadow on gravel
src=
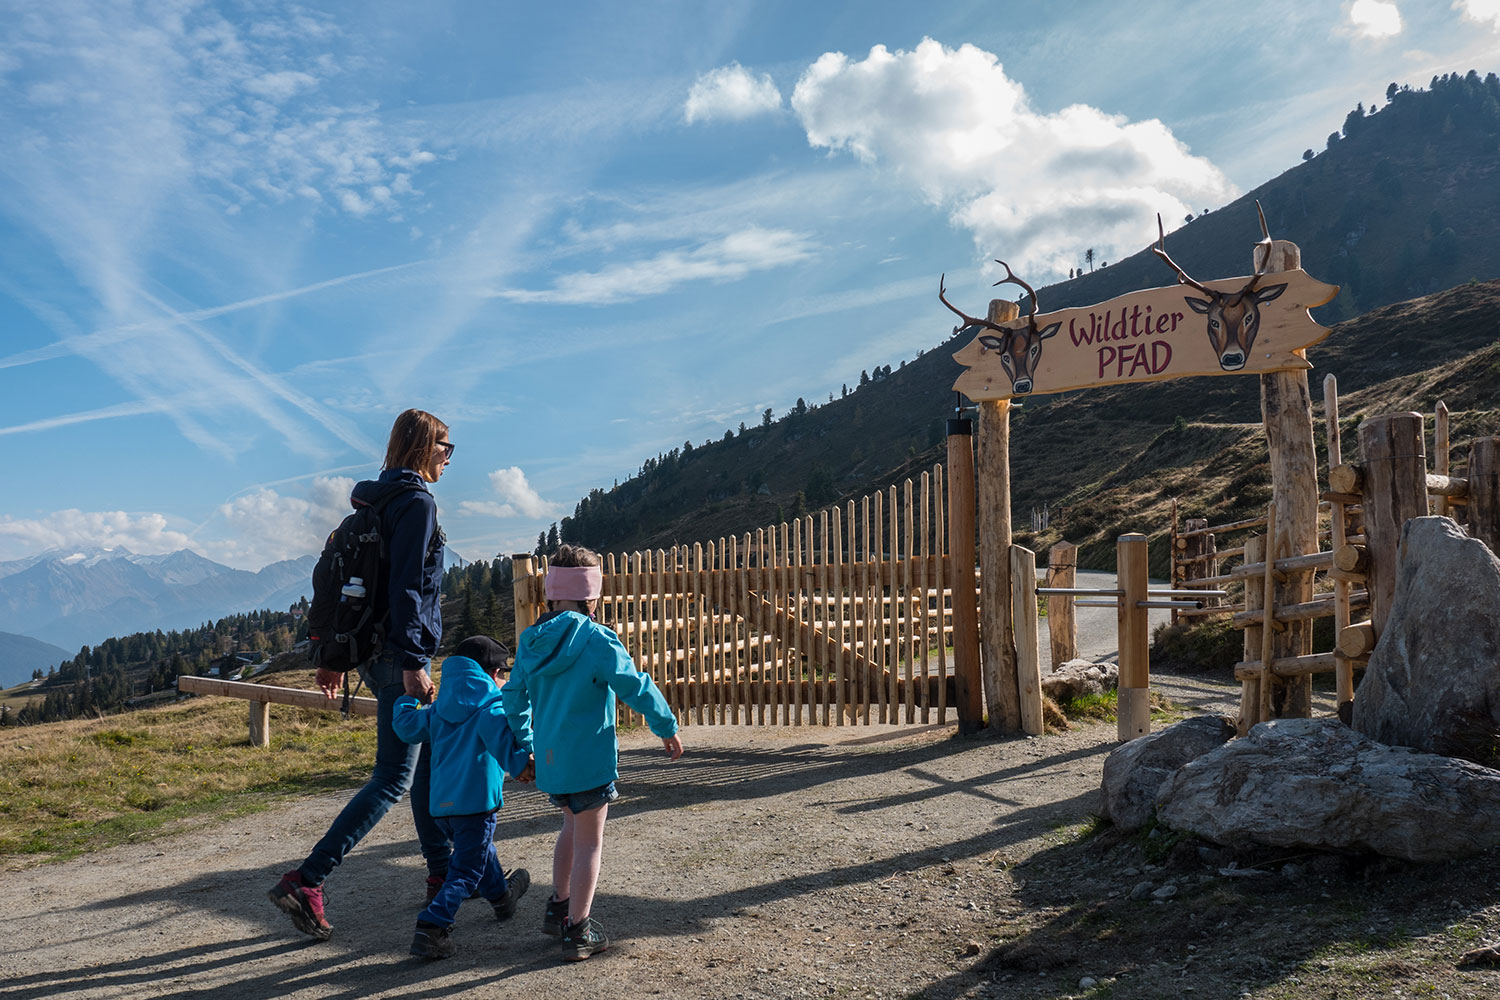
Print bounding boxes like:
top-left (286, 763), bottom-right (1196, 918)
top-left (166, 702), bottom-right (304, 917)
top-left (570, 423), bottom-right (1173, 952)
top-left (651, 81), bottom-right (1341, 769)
top-left (913, 826), bottom-right (1500, 1000)
top-left (10, 731), bottom-right (1115, 1000)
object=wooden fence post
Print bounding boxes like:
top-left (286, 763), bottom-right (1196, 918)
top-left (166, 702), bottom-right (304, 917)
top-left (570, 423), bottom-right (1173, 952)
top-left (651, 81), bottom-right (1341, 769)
top-left (978, 299), bottom-right (1022, 734)
top-left (1010, 544), bottom-right (1043, 736)
top-left (946, 417), bottom-right (984, 734)
top-left (1117, 533), bottom-right (1151, 741)
top-left (512, 554), bottom-right (538, 635)
top-left (1324, 374), bottom-right (1355, 720)
top-left (1046, 541), bottom-right (1077, 668)
top-left (1259, 239), bottom-right (1316, 720)
top-left (249, 699), bottom-right (271, 748)
top-left (1469, 437), bottom-right (1500, 554)
top-left (1359, 413), bottom-right (1428, 636)
top-left (1239, 533), bottom-right (1266, 735)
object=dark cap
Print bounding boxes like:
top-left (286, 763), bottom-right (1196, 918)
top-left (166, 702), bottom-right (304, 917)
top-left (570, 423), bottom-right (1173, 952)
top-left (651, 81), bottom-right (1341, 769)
top-left (453, 635), bottom-right (511, 674)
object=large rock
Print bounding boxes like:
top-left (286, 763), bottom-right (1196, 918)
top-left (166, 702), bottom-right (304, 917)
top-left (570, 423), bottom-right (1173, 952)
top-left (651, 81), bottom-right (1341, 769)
top-left (1353, 516), bottom-right (1500, 760)
top-left (1100, 715), bottom-right (1235, 831)
top-left (1042, 658), bottom-right (1118, 703)
top-left (1156, 718), bottom-right (1500, 861)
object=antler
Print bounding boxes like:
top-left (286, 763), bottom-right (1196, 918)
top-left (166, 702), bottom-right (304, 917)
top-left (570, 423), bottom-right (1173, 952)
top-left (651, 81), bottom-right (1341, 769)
top-left (939, 273), bottom-right (1009, 334)
top-left (991, 260), bottom-right (1039, 320)
top-left (1250, 199), bottom-right (1273, 279)
top-left (1153, 214), bottom-right (1215, 296)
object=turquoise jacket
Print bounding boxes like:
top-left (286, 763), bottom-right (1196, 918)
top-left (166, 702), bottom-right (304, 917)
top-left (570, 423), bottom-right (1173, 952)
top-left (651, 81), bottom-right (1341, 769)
top-left (502, 611), bottom-right (678, 796)
top-left (393, 654), bottom-right (531, 817)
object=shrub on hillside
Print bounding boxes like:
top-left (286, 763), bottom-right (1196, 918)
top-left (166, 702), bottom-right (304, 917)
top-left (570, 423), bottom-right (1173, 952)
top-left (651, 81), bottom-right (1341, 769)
top-left (1150, 617), bottom-right (1240, 674)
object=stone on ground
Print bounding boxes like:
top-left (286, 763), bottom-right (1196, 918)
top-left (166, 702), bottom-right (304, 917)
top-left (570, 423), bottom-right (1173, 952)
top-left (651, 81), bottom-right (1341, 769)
top-left (1100, 715), bottom-right (1235, 832)
top-left (1353, 516), bottom-right (1500, 762)
top-left (1156, 718), bottom-right (1500, 862)
top-left (1042, 658), bottom-right (1118, 703)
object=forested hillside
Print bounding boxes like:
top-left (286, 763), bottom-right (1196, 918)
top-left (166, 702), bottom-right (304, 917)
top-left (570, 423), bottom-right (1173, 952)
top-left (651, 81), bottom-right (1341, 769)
top-left (547, 72), bottom-right (1500, 560)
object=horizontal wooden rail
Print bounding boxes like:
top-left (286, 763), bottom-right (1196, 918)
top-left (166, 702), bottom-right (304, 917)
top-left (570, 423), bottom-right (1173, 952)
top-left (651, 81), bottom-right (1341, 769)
top-left (1233, 651), bottom-right (1366, 681)
top-left (1426, 472), bottom-right (1469, 498)
top-left (1232, 591), bottom-right (1369, 628)
top-left (1228, 550), bottom-right (1334, 581)
top-left (177, 675), bottom-right (377, 748)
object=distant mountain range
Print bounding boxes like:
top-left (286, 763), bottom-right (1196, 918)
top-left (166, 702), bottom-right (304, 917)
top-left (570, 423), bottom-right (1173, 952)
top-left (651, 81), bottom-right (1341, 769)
top-left (0, 631), bottom-right (71, 690)
top-left (0, 548), bottom-right (318, 652)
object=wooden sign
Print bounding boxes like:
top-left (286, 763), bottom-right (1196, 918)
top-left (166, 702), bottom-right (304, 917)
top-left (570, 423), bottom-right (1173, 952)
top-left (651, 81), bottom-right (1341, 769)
top-left (952, 269), bottom-right (1339, 401)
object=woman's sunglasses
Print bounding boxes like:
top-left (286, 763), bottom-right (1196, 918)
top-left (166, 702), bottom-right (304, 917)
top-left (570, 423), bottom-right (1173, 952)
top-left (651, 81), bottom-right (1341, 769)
top-left (436, 440), bottom-right (455, 459)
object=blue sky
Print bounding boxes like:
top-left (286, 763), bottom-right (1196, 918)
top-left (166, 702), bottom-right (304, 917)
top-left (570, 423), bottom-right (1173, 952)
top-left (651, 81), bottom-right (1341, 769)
top-left (1, 0), bottom-right (1496, 570)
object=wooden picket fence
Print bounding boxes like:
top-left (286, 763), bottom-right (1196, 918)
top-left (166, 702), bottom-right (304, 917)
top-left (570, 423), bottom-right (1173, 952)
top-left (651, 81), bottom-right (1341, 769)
top-left (512, 464), bottom-right (968, 727)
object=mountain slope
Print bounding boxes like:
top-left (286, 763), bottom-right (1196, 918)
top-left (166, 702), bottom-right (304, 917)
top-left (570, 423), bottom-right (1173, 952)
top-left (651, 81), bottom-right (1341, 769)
top-left (557, 72), bottom-right (1500, 560)
top-left (0, 550), bottom-right (318, 651)
top-left (0, 632), bottom-right (71, 689)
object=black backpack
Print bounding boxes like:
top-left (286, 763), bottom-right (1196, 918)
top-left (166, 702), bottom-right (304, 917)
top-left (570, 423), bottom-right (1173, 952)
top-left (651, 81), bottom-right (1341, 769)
top-left (306, 486), bottom-right (420, 673)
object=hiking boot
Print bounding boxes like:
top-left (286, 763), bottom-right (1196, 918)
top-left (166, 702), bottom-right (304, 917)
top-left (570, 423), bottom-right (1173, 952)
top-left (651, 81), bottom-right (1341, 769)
top-left (541, 894), bottom-right (568, 937)
top-left (492, 868), bottom-right (530, 921)
top-left (268, 870), bottom-right (332, 941)
top-left (410, 921), bottom-right (457, 960)
top-left (560, 915), bottom-right (609, 961)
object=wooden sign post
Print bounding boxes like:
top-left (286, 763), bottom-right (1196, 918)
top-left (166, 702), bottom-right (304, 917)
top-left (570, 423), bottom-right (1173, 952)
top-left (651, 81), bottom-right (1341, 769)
top-left (977, 299), bottom-right (1023, 733)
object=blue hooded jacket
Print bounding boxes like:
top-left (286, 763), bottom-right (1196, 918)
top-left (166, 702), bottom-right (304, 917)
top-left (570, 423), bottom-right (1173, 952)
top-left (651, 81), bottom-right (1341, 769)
top-left (502, 611), bottom-right (678, 796)
top-left (393, 655), bottom-right (530, 816)
top-left (351, 468), bottom-right (443, 675)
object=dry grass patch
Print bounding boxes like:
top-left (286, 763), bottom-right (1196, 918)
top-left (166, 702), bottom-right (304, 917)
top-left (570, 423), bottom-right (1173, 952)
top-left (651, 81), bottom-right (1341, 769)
top-left (0, 696), bottom-right (376, 864)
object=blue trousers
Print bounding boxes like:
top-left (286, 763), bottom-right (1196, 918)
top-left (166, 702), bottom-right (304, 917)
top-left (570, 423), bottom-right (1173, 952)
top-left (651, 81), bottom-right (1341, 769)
top-left (418, 811), bottom-right (511, 927)
top-left (298, 679), bottom-right (451, 885)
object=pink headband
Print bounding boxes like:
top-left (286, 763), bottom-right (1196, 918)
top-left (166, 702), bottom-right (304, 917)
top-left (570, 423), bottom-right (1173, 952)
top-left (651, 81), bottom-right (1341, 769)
top-left (545, 565), bottom-right (602, 602)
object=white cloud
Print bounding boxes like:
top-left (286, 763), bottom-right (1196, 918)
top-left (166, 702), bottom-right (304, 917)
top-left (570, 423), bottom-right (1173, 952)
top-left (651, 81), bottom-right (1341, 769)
top-left (788, 39), bottom-right (1235, 279)
top-left (1349, 0), bottom-right (1404, 38)
top-left (0, 510), bottom-right (194, 557)
top-left (1455, 0), bottom-right (1500, 29)
top-left (460, 468), bottom-right (561, 519)
top-left (496, 227), bottom-right (817, 305)
top-left (684, 63), bottom-right (783, 123)
top-left (212, 476), bottom-right (356, 565)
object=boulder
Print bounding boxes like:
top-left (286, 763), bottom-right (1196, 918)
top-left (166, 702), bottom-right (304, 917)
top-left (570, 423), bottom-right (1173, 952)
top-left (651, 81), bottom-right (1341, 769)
top-left (1100, 715), bottom-right (1235, 831)
top-left (1042, 658), bottom-right (1119, 703)
top-left (1156, 718), bottom-right (1500, 862)
top-left (1353, 516), bottom-right (1500, 761)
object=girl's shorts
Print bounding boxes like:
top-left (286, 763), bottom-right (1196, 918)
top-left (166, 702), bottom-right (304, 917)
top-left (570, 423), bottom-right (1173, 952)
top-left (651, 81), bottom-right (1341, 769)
top-left (548, 782), bottom-right (619, 813)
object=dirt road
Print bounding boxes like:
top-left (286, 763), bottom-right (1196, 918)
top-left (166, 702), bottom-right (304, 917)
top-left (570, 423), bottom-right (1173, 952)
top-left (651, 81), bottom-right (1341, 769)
top-left (0, 715), bottom-right (1115, 1000)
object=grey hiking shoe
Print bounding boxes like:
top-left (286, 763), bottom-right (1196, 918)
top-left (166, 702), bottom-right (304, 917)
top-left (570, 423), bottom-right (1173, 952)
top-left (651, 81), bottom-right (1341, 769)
top-left (560, 915), bottom-right (609, 961)
top-left (410, 921), bottom-right (457, 960)
top-left (541, 894), bottom-right (567, 936)
top-left (492, 868), bottom-right (530, 921)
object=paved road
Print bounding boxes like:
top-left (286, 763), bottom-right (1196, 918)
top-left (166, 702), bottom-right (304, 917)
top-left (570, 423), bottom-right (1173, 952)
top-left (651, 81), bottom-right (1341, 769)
top-left (1040, 568), bottom-right (1173, 666)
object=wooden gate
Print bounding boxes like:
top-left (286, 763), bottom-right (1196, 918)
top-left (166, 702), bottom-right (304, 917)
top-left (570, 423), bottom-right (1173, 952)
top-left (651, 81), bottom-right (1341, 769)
top-left (511, 465), bottom-right (964, 727)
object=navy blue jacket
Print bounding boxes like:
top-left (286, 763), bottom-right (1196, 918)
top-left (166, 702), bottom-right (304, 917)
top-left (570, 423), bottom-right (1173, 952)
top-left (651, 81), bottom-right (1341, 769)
top-left (351, 469), bottom-right (443, 673)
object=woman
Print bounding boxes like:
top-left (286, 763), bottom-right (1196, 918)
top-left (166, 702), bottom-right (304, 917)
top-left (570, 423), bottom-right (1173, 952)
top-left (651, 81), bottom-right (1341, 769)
top-left (269, 408), bottom-right (454, 940)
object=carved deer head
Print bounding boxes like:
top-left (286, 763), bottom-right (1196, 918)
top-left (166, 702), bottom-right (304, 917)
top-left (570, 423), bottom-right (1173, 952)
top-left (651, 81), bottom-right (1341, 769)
top-left (939, 261), bottom-right (1059, 395)
top-left (1154, 202), bottom-right (1288, 372)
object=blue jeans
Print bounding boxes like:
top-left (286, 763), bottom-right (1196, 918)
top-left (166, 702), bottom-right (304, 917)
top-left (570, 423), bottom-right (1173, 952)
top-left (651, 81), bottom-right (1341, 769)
top-left (418, 812), bottom-right (511, 927)
top-left (298, 678), bottom-right (451, 885)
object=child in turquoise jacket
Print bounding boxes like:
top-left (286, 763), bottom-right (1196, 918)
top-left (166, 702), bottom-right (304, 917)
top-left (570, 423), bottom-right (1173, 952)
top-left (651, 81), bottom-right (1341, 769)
top-left (394, 635), bottom-right (534, 960)
top-left (502, 544), bottom-right (682, 961)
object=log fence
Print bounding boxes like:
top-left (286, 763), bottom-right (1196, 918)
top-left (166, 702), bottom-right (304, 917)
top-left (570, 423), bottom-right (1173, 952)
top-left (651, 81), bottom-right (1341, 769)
top-left (1227, 381), bottom-right (1500, 730)
top-left (512, 465), bottom-right (975, 728)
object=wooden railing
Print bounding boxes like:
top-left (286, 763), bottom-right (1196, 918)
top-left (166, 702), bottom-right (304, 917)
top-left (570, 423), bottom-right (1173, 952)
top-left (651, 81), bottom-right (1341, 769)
top-left (513, 465), bottom-right (970, 728)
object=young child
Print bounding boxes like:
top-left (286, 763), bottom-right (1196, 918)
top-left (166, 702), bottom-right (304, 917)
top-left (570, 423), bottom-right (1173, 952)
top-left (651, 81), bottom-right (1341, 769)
top-left (393, 635), bottom-right (535, 960)
top-left (502, 544), bottom-right (683, 961)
